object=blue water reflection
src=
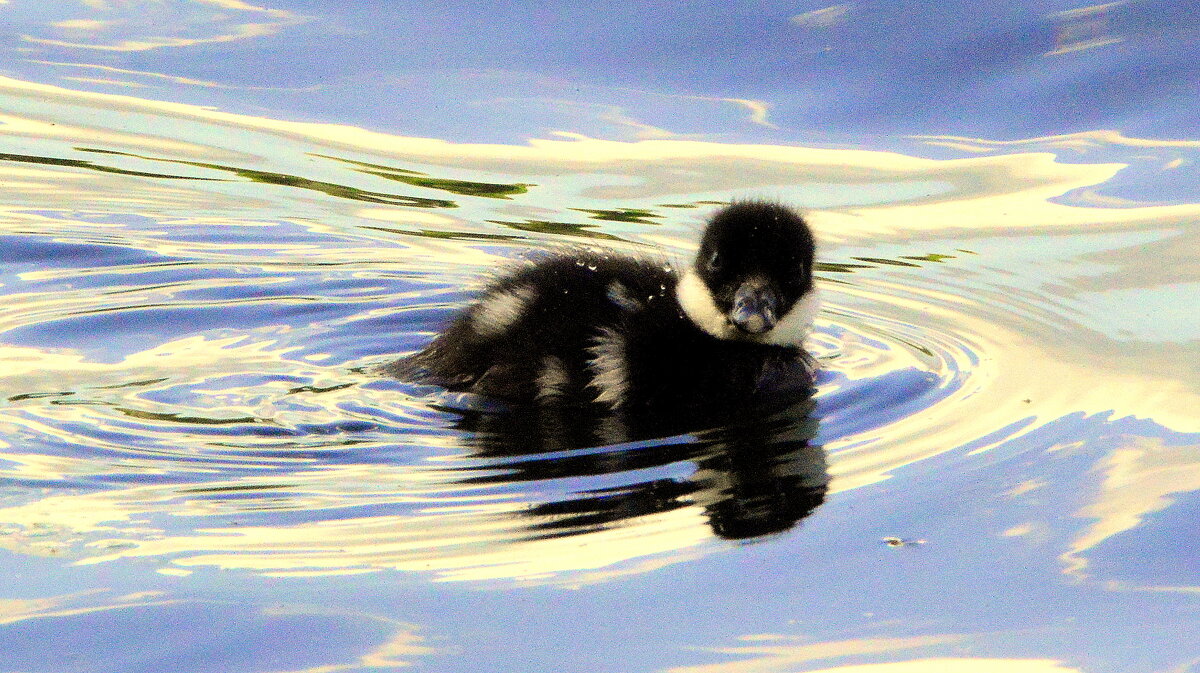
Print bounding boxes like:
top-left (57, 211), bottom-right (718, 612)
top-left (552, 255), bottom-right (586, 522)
top-left (6, 0), bottom-right (1198, 145)
top-left (1, 1), bottom-right (1199, 672)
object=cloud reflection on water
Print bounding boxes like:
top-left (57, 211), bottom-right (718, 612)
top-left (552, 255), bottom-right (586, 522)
top-left (19, 0), bottom-right (309, 53)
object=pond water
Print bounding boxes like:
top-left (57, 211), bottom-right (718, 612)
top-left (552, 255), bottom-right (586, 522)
top-left (1, 1), bottom-right (1199, 672)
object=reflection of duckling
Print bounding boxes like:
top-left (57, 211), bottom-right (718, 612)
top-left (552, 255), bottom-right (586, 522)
top-left (455, 397), bottom-right (827, 542)
top-left (390, 201), bottom-right (819, 412)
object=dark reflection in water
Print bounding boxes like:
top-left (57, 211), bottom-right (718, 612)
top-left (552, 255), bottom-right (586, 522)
top-left (77, 148), bottom-right (460, 208)
top-left (449, 396), bottom-right (827, 542)
top-left (0, 151), bottom-right (221, 181)
top-left (315, 154), bottom-right (532, 199)
top-left (572, 208), bottom-right (663, 224)
top-left (359, 225), bottom-right (527, 242)
top-left (484, 218), bottom-right (629, 241)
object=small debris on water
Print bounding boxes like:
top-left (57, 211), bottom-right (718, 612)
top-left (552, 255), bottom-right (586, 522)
top-left (882, 537), bottom-right (926, 548)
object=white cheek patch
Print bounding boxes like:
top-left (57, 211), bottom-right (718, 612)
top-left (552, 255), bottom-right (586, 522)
top-left (472, 285), bottom-right (535, 337)
top-left (677, 270), bottom-right (736, 340)
top-left (679, 269), bottom-right (820, 346)
top-left (758, 288), bottom-right (821, 347)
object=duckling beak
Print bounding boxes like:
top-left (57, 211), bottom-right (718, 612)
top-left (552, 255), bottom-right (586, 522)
top-left (731, 281), bottom-right (779, 335)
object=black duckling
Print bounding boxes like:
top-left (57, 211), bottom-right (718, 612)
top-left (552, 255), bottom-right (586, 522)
top-left (389, 200), bottom-right (819, 414)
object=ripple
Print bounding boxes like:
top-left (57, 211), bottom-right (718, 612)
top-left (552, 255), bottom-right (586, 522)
top-left (0, 240), bottom-right (1146, 584)
top-left (0, 244), bottom-right (1020, 586)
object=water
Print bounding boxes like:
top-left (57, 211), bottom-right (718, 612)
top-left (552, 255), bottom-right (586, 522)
top-left (2, 2), bottom-right (1199, 671)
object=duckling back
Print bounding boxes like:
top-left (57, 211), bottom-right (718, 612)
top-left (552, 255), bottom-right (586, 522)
top-left (391, 252), bottom-right (678, 406)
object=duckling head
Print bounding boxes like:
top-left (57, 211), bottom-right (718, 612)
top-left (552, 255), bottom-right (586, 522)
top-left (677, 201), bottom-right (819, 347)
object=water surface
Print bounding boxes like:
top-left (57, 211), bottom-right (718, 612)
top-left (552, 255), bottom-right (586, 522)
top-left (1, 2), bottom-right (1199, 672)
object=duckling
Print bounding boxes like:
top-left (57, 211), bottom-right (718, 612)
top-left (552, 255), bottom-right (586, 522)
top-left (389, 200), bottom-right (820, 414)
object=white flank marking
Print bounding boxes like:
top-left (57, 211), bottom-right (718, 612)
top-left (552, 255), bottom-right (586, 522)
top-left (587, 328), bottom-right (629, 409)
top-left (472, 285), bottom-right (534, 337)
top-left (606, 280), bottom-right (642, 312)
top-left (536, 355), bottom-right (569, 403)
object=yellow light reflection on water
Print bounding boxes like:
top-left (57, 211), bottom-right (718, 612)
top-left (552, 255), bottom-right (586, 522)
top-left (1062, 437), bottom-right (1200, 583)
top-left (0, 588), bottom-right (437, 671)
top-left (684, 659), bottom-right (1083, 673)
top-left (0, 590), bottom-right (179, 625)
top-left (666, 633), bottom-right (1085, 673)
